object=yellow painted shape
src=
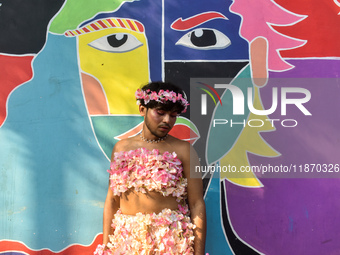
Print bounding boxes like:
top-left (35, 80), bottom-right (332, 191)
top-left (220, 87), bottom-right (279, 187)
top-left (77, 28), bottom-right (149, 114)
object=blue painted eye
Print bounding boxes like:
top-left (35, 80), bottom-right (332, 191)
top-left (176, 28), bottom-right (231, 50)
top-left (88, 33), bottom-right (143, 53)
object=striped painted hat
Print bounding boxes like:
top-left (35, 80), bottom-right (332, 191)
top-left (65, 18), bottom-right (145, 37)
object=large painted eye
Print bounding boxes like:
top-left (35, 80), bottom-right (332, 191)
top-left (88, 33), bottom-right (143, 53)
top-left (176, 28), bottom-right (231, 50)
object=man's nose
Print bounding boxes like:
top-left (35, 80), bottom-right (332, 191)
top-left (162, 114), bottom-right (171, 123)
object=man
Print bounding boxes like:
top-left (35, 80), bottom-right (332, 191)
top-left (95, 81), bottom-right (206, 255)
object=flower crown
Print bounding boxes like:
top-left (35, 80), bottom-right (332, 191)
top-left (135, 89), bottom-right (189, 113)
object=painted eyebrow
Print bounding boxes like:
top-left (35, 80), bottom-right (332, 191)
top-left (171, 11), bottom-right (228, 31)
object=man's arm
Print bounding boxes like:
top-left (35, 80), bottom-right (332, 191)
top-left (102, 186), bottom-right (120, 246)
top-left (181, 142), bottom-right (207, 255)
top-left (103, 142), bottom-right (122, 246)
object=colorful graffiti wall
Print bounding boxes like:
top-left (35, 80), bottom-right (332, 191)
top-left (1, 0), bottom-right (340, 254)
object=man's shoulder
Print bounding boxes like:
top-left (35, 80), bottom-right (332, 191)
top-left (169, 135), bottom-right (192, 154)
top-left (169, 135), bottom-right (189, 145)
top-left (113, 137), bottom-right (137, 152)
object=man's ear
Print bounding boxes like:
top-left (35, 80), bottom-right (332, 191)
top-left (139, 105), bottom-right (147, 116)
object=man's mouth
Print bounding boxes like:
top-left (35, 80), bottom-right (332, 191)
top-left (159, 125), bottom-right (170, 131)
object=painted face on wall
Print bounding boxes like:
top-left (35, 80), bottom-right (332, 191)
top-left (162, 0), bottom-right (251, 165)
top-left (164, 0), bottom-right (249, 61)
top-left (67, 18), bottom-right (149, 115)
top-left (65, 0), bottom-right (163, 116)
top-left (62, 0), bottom-right (165, 159)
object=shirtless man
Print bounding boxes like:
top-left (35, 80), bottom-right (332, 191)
top-left (96, 81), bottom-right (206, 255)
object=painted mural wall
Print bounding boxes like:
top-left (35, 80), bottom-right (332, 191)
top-left (1, 0), bottom-right (340, 254)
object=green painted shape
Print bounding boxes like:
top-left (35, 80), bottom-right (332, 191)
top-left (50, 0), bottom-right (134, 34)
top-left (91, 116), bottom-right (198, 159)
top-left (91, 115), bottom-right (143, 159)
top-left (176, 116), bottom-right (199, 135)
top-left (206, 65), bottom-right (253, 164)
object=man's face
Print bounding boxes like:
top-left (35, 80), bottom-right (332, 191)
top-left (142, 106), bottom-right (178, 138)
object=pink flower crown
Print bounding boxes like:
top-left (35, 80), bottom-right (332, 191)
top-left (135, 89), bottom-right (189, 113)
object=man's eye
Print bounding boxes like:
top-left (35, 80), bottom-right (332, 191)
top-left (175, 28), bottom-right (231, 50)
top-left (88, 33), bottom-right (143, 53)
top-left (157, 111), bottom-right (165, 115)
top-left (171, 113), bottom-right (179, 117)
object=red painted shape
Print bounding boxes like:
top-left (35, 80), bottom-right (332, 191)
top-left (169, 124), bottom-right (199, 144)
top-left (106, 19), bottom-right (116, 28)
top-left (0, 54), bottom-right (34, 127)
top-left (98, 20), bottom-right (108, 28)
top-left (274, 0), bottom-right (340, 57)
top-left (126, 19), bottom-right (137, 31)
top-left (90, 23), bottom-right (100, 30)
top-left (135, 21), bottom-right (145, 33)
top-left (0, 234), bottom-right (102, 254)
top-left (117, 19), bottom-right (126, 28)
top-left (171, 12), bottom-right (227, 31)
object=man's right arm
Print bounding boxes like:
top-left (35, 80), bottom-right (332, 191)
top-left (103, 140), bottom-right (124, 246)
top-left (102, 186), bottom-right (120, 246)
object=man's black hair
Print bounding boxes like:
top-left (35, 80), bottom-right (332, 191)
top-left (138, 81), bottom-right (186, 113)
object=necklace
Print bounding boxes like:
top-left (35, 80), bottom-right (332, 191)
top-left (140, 133), bottom-right (168, 143)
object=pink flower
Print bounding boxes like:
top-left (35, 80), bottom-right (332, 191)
top-left (135, 89), bottom-right (189, 113)
top-left (109, 148), bottom-right (187, 202)
top-left (94, 244), bottom-right (113, 255)
top-left (149, 91), bottom-right (158, 100)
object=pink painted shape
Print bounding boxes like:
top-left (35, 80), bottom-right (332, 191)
top-left (81, 72), bottom-right (109, 115)
top-left (250, 37), bottom-right (268, 87)
top-left (230, 0), bottom-right (306, 71)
